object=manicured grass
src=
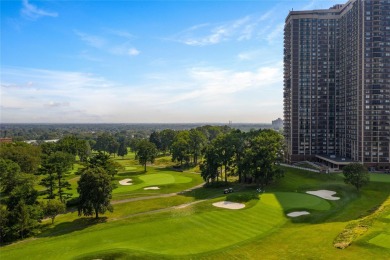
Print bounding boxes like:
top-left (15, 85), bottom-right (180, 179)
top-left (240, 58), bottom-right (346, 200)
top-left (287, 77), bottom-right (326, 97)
top-left (369, 173), bottom-right (390, 183)
top-left (112, 167), bottom-right (203, 200)
top-left (272, 191), bottom-right (331, 211)
top-left (368, 234), bottom-right (390, 249)
top-left (0, 194), bottom-right (286, 259)
top-left (2, 165), bottom-right (390, 259)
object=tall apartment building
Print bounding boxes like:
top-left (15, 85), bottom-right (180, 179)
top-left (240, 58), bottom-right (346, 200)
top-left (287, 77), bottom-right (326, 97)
top-left (283, 0), bottom-right (390, 170)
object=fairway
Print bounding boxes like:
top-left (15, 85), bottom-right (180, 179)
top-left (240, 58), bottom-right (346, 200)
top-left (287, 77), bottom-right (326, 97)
top-left (0, 194), bottom-right (287, 259)
top-left (2, 166), bottom-right (390, 259)
top-left (368, 234), bottom-right (390, 249)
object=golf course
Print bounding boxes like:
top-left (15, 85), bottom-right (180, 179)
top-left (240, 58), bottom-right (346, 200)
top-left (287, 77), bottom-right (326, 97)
top-left (1, 153), bottom-right (390, 259)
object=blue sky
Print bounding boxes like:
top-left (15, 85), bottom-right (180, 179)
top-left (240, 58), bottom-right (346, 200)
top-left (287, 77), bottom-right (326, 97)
top-left (1, 0), bottom-right (338, 123)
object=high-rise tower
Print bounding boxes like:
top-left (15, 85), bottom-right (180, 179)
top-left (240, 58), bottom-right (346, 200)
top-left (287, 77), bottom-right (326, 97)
top-left (284, 0), bottom-right (390, 170)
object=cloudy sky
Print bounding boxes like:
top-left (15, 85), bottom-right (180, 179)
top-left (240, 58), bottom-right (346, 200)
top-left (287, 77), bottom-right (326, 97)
top-left (1, 0), bottom-right (338, 123)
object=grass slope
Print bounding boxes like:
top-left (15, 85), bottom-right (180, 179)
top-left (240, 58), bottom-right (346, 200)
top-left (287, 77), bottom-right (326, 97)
top-left (2, 165), bottom-right (390, 259)
top-left (1, 195), bottom-right (286, 259)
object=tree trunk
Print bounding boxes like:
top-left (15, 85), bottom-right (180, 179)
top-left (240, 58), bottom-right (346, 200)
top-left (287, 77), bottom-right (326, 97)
top-left (224, 164), bottom-right (227, 183)
top-left (58, 176), bottom-right (62, 202)
top-left (144, 163), bottom-right (147, 172)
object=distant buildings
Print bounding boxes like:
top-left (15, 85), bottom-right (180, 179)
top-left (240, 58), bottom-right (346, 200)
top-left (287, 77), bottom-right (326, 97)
top-left (0, 138), bottom-right (12, 143)
top-left (272, 118), bottom-right (284, 130)
top-left (283, 0), bottom-right (390, 170)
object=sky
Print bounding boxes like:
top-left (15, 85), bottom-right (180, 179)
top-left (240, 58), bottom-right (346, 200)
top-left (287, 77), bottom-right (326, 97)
top-left (1, 0), bottom-right (339, 124)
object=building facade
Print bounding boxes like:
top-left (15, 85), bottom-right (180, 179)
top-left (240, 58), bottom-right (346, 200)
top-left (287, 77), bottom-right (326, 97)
top-left (284, 0), bottom-right (390, 170)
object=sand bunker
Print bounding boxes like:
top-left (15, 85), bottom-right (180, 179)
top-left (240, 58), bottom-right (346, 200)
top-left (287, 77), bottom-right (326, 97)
top-left (306, 190), bottom-right (340, 200)
top-left (119, 179), bottom-right (133, 185)
top-left (144, 186), bottom-right (160, 190)
top-left (287, 211), bottom-right (310, 217)
top-left (212, 201), bottom-right (245, 210)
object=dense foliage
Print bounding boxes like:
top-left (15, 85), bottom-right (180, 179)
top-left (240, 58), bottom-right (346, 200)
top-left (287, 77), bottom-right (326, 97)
top-left (77, 167), bottom-right (113, 219)
top-left (343, 163), bottom-right (370, 191)
top-left (200, 129), bottom-right (285, 188)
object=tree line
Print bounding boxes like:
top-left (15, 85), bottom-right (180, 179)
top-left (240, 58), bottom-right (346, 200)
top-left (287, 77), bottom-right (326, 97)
top-left (0, 138), bottom-right (117, 244)
top-left (0, 125), bottom-right (283, 244)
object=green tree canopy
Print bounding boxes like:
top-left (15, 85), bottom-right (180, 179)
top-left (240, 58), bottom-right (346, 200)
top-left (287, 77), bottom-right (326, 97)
top-left (39, 151), bottom-right (74, 201)
top-left (84, 152), bottom-right (120, 178)
top-left (135, 140), bottom-right (157, 172)
top-left (343, 163), bottom-right (370, 191)
top-left (171, 131), bottom-right (191, 167)
top-left (77, 167), bottom-right (113, 219)
top-left (43, 199), bottom-right (66, 224)
top-left (0, 142), bottom-right (41, 174)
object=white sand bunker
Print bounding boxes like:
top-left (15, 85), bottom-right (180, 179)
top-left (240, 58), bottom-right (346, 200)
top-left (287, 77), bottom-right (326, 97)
top-left (287, 211), bottom-right (310, 217)
top-left (212, 201), bottom-right (245, 210)
top-left (119, 179), bottom-right (133, 185)
top-left (306, 190), bottom-right (340, 200)
top-left (144, 186), bottom-right (160, 190)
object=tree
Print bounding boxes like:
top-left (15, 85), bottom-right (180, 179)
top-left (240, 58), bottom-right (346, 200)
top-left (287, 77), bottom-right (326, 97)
top-left (213, 134), bottom-right (235, 183)
top-left (0, 142), bottom-right (41, 174)
top-left (229, 130), bottom-right (246, 183)
top-left (94, 133), bottom-right (116, 155)
top-left (77, 140), bottom-right (91, 162)
top-left (171, 131), bottom-right (191, 167)
top-left (160, 129), bottom-right (176, 155)
top-left (107, 139), bottom-right (119, 157)
top-left (77, 167), bottom-right (113, 219)
top-left (189, 129), bottom-right (207, 165)
top-left (6, 184), bottom-right (42, 240)
top-left (200, 145), bottom-right (220, 183)
top-left (240, 130), bottom-right (284, 188)
top-left (85, 152), bottom-right (120, 178)
top-left (39, 151), bottom-right (74, 201)
top-left (44, 199), bottom-right (66, 224)
top-left (117, 138), bottom-right (128, 158)
top-left (0, 158), bottom-right (22, 194)
top-left (149, 131), bottom-right (162, 151)
top-left (135, 140), bottom-right (157, 172)
top-left (0, 206), bottom-right (10, 243)
top-left (343, 163), bottom-right (370, 191)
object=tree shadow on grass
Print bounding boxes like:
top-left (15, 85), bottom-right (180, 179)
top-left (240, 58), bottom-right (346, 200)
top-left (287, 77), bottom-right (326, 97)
top-left (273, 182), bottom-right (390, 224)
top-left (38, 217), bottom-right (108, 238)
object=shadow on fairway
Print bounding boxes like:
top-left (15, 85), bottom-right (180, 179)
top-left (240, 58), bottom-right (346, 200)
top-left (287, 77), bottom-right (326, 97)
top-left (75, 248), bottom-right (170, 260)
top-left (39, 217), bottom-right (108, 238)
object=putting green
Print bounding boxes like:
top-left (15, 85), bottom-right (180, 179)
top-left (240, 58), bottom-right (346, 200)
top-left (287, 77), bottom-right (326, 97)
top-left (114, 173), bottom-right (192, 194)
top-left (125, 166), bottom-right (137, 171)
top-left (368, 233), bottom-right (390, 249)
top-left (269, 192), bottom-right (332, 212)
top-left (370, 173), bottom-right (390, 183)
top-left (1, 194), bottom-right (287, 259)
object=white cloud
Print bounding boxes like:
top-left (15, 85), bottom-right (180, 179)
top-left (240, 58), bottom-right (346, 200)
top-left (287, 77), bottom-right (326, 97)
top-left (44, 101), bottom-right (70, 108)
top-left (127, 48), bottom-right (140, 56)
top-left (173, 15), bottom-right (258, 46)
top-left (21, 0), bottom-right (58, 20)
top-left (1, 63), bottom-right (283, 123)
top-left (265, 23), bottom-right (284, 44)
top-left (75, 31), bottom-right (107, 49)
top-left (75, 30), bottom-right (140, 57)
top-left (171, 9), bottom-right (283, 46)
